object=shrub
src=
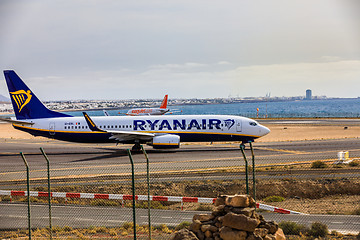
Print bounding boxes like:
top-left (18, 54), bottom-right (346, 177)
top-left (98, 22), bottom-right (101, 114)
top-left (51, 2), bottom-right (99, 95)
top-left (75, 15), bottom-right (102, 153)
top-left (1, 196), bottom-right (12, 202)
top-left (155, 224), bottom-right (172, 233)
top-left (311, 161), bottom-right (327, 169)
top-left (63, 226), bottom-right (73, 232)
top-left (308, 222), bottom-right (328, 238)
top-left (175, 221), bottom-right (191, 231)
top-left (263, 195), bottom-right (285, 202)
top-left (196, 204), bottom-right (213, 211)
top-left (122, 222), bottom-right (133, 230)
top-left (352, 207), bottom-right (360, 215)
top-left (109, 229), bottom-right (117, 236)
top-left (349, 160), bottom-right (359, 167)
top-left (90, 199), bottom-right (119, 206)
top-left (279, 221), bottom-right (308, 235)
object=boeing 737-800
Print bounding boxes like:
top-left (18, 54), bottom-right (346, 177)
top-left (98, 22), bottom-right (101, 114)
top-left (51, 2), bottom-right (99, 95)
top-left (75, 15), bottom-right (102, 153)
top-left (2, 70), bottom-right (270, 150)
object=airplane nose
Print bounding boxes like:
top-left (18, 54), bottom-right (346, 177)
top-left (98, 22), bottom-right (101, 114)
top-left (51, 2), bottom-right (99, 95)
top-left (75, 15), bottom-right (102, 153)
top-left (260, 125), bottom-right (270, 136)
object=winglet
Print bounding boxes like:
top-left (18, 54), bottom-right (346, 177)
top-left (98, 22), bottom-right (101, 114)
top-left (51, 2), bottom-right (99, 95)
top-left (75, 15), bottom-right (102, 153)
top-left (83, 112), bottom-right (104, 132)
top-left (160, 94), bottom-right (168, 109)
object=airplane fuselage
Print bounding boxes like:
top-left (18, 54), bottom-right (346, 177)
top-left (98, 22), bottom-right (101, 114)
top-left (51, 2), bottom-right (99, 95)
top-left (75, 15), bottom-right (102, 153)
top-left (13, 114), bottom-right (269, 144)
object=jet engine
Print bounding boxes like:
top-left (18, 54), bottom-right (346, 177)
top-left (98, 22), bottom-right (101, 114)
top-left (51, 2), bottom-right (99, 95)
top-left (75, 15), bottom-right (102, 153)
top-left (149, 134), bottom-right (180, 149)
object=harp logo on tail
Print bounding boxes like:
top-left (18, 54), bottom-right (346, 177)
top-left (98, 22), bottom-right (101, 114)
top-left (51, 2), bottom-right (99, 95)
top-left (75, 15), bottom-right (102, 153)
top-left (10, 90), bottom-right (32, 112)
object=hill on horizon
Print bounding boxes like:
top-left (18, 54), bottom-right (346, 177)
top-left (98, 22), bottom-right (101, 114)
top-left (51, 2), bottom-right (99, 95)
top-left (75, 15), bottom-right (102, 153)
top-left (0, 94), bottom-right (10, 102)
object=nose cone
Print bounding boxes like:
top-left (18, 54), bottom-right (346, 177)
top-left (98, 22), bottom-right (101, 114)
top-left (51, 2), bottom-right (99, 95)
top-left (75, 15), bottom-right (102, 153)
top-left (259, 125), bottom-right (270, 136)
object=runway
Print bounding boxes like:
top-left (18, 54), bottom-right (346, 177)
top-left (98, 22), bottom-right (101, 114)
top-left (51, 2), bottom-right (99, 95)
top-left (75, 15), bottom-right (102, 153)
top-left (0, 137), bottom-right (360, 188)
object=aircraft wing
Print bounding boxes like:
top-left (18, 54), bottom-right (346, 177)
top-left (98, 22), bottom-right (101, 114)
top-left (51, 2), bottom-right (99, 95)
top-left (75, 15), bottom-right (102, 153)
top-left (82, 112), bottom-right (154, 142)
top-left (0, 117), bottom-right (35, 125)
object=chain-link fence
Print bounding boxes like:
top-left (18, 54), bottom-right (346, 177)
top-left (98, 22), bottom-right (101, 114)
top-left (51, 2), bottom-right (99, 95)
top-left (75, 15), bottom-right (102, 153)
top-left (0, 140), bottom-right (359, 239)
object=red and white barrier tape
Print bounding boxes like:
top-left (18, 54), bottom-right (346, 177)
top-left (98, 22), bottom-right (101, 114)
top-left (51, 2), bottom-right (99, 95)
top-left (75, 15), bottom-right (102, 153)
top-left (0, 190), bottom-right (302, 214)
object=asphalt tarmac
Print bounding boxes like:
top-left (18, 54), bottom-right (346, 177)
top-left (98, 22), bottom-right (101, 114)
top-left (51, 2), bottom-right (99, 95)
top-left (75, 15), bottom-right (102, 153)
top-left (1, 203), bottom-right (359, 233)
top-left (0, 137), bottom-right (359, 186)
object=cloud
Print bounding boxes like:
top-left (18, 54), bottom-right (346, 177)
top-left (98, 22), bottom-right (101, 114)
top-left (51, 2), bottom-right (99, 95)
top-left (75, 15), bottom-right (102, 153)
top-left (0, 1), bottom-right (359, 99)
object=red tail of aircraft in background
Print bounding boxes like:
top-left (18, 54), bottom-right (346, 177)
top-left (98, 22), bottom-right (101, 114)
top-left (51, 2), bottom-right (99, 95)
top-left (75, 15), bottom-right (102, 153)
top-left (126, 95), bottom-right (170, 116)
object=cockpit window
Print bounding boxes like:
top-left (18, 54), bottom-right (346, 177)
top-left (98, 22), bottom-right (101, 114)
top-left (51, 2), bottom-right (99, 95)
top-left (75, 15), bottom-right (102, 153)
top-left (249, 122), bottom-right (257, 126)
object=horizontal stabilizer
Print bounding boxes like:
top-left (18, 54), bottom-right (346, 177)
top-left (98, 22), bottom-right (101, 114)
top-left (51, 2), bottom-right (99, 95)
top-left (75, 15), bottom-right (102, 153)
top-left (0, 117), bottom-right (35, 125)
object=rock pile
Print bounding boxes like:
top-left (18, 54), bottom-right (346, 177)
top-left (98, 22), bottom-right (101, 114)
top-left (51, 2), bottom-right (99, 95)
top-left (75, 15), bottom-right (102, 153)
top-left (170, 194), bottom-right (286, 240)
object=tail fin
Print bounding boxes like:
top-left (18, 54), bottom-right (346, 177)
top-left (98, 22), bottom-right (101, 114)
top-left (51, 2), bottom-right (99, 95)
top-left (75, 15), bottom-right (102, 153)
top-left (160, 94), bottom-right (168, 109)
top-left (4, 70), bottom-right (72, 120)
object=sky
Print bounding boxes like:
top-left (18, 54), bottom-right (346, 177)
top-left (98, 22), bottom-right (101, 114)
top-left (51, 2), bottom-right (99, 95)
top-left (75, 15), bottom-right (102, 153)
top-left (0, 0), bottom-right (359, 100)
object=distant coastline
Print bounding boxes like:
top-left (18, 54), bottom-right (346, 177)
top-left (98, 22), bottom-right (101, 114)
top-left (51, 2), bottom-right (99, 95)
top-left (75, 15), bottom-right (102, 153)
top-left (1, 97), bottom-right (360, 118)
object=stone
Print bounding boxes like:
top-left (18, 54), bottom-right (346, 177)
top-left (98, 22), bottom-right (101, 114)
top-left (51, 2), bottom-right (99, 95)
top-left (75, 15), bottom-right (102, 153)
top-left (212, 205), bottom-right (226, 216)
top-left (196, 230), bottom-right (205, 240)
top-left (274, 228), bottom-right (286, 240)
top-left (201, 225), bottom-right (212, 233)
top-left (209, 225), bottom-right (218, 232)
top-left (170, 229), bottom-right (199, 240)
top-left (246, 233), bottom-right (263, 240)
top-left (231, 207), bottom-right (256, 217)
top-left (219, 226), bottom-right (247, 240)
top-left (205, 230), bottom-right (213, 238)
top-left (222, 212), bottom-right (260, 232)
top-left (265, 221), bottom-right (279, 234)
top-left (225, 195), bottom-right (251, 208)
top-left (254, 228), bottom-right (269, 238)
top-left (263, 235), bottom-right (275, 240)
top-left (215, 195), bottom-right (226, 206)
top-left (190, 220), bottom-right (202, 232)
top-left (248, 196), bottom-right (256, 208)
top-left (193, 214), bottom-right (214, 222)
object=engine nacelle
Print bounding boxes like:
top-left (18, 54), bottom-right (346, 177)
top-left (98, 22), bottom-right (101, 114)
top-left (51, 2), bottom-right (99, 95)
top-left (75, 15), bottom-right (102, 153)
top-left (149, 134), bottom-right (180, 149)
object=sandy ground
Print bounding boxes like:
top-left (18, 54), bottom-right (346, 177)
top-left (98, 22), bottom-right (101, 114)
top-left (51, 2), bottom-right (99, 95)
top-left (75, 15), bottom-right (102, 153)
top-left (1, 123), bottom-right (359, 142)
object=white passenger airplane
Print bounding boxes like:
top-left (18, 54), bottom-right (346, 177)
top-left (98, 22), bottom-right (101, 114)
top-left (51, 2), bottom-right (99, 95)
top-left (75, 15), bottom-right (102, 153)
top-left (2, 70), bottom-right (270, 150)
top-left (126, 95), bottom-right (170, 116)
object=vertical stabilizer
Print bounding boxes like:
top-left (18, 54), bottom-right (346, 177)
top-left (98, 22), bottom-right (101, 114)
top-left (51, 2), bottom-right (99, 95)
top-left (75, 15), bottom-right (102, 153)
top-left (160, 94), bottom-right (168, 109)
top-left (4, 70), bottom-right (72, 120)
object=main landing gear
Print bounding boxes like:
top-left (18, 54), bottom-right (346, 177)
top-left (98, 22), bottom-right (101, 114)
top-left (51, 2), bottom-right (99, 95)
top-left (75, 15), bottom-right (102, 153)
top-left (132, 142), bottom-right (141, 151)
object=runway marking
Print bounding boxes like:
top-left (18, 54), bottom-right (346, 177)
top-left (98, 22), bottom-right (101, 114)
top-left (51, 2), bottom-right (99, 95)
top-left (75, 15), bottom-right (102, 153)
top-left (75, 218), bottom-right (96, 221)
top-left (107, 220), bottom-right (125, 223)
top-left (256, 147), bottom-right (307, 154)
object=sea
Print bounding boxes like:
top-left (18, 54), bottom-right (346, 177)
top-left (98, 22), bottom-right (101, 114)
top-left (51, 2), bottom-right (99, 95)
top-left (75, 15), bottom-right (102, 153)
top-left (64, 98), bottom-right (360, 119)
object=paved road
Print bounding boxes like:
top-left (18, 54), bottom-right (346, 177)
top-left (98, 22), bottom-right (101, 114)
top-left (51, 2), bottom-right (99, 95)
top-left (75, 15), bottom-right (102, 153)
top-left (0, 137), bottom-right (359, 188)
top-left (1, 203), bottom-right (359, 234)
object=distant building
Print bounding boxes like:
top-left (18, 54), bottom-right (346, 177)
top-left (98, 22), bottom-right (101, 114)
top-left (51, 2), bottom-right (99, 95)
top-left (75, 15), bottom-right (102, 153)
top-left (305, 89), bottom-right (312, 100)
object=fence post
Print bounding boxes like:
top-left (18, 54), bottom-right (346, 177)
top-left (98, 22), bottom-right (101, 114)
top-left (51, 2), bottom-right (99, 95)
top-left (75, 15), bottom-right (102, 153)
top-left (239, 144), bottom-right (249, 195)
top-left (40, 147), bottom-right (53, 240)
top-left (249, 142), bottom-right (256, 203)
top-left (20, 152), bottom-right (31, 240)
top-left (141, 145), bottom-right (151, 240)
top-left (126, 149), bottom-right (137, 240)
